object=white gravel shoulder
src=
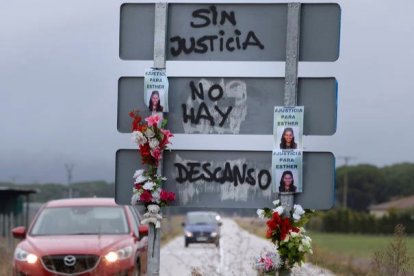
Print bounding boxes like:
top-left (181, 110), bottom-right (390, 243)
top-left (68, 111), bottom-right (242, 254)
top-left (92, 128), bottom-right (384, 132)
top-left (160, 218), bottom-right (334, 276)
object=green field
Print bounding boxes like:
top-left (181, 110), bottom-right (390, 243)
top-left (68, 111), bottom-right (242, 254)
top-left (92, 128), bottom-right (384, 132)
top-left (310, 231), bottom-right (414, 259)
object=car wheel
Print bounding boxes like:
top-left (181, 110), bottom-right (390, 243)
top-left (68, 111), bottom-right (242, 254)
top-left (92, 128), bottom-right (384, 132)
top-left (185, 239), bottom-right (189, 247)
top-left (215, 239), bottom-right (220, 248)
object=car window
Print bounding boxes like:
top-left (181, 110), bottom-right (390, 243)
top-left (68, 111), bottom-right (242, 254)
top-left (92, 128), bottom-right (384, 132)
top-left (128, 206), bottom-right (140, 237)
top-left (186, 213), bottom-right (217, 225)
top-left (30, 206), bottom-right (129, 235)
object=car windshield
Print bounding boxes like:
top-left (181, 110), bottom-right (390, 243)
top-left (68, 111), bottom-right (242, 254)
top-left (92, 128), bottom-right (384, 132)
top-left (186, 213), bottom-right (217, 225)
top-left (30, 206), bottom-right (129, 235)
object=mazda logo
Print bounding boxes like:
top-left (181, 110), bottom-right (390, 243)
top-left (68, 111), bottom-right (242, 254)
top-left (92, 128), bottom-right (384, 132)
top-left (63, 255), bottom-right (76, 267)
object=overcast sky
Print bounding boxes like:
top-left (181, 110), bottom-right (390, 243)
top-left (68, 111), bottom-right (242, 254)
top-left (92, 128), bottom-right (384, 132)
top-left (1, 0), bottom-right (414, 184)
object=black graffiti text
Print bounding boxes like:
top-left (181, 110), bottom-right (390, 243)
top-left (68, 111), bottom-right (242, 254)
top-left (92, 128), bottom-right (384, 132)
top-left (182, 81), bottom-right (233, 127)
top-left (174, 161), bottom-right (272, 190)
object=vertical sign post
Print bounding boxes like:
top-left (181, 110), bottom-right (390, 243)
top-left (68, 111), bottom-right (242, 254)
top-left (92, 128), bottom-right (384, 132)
top-left (147, 3), bottom-right (167, 276)
top-left (280, 3), bottom-right (301, 213)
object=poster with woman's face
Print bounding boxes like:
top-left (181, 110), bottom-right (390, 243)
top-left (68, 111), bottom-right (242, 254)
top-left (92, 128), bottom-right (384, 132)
top-left (273, 106), bottom-right (303, 149)
top-left (271, 149), bottom-right (303, 193)
top-left (144, 68), bottom-right (169, 112)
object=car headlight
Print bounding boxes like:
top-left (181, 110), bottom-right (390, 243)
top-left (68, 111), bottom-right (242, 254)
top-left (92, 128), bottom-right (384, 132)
top-left (104, 246), bottom-right (133, 263)
top-left (185, 231), bottom-right (193, 237)
top-left (14, 247), bottom-right (38, 264)
top-left (210, 232), bottom-right (218, 238)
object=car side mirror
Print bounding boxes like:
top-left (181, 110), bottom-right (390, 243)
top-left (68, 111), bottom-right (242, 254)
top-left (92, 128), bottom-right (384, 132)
top-left (12, 226), bottom-right (26, 239)
top-left (218, 222), bottom-right (222, 227)
top-left (139, 225), bottom-right (149, 237)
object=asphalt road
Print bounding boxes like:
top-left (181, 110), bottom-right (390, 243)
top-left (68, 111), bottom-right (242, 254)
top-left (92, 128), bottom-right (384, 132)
top-left (160, 218), bottom-right (334, 276)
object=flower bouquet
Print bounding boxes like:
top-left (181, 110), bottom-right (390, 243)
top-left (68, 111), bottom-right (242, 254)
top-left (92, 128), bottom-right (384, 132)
top-left (257, 200), bottom-right (314, 271)
top-left (129, 111), bottom-right (175, 208)
top-left (253, 246), bottom-right (282, 275)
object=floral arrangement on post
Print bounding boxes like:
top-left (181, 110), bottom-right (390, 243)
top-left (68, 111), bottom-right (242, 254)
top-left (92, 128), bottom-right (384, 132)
top-left (256, 200), bottom-right (314, 272)
top-left (129, 111), bottom-right (175, 209)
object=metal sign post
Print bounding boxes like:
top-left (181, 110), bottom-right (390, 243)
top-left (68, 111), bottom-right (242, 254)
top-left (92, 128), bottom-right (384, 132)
top-left (280, 3), bottom-right (301, 213)
top-left (147, 3), bottom-right (167, 276)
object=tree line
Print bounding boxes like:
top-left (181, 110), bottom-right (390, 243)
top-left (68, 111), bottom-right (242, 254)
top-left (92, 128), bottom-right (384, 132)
top-left (1, 162), bottom-right (413, 210)
top-left (0, 181), bottom-right (115, 203)
top-left (336, 162), bottom-right (414, 211)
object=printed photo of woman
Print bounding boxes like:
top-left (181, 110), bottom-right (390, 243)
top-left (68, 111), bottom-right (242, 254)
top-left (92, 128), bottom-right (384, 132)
top-left (148, 90), bottom-right (164, 112)
top-left (278, 170), bottom-right (297, 193)
top-left (279, 127), bottom-right (298, 149)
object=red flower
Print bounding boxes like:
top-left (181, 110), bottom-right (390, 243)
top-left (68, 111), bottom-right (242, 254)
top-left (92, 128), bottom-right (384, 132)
top-left (139, 143), bottom-right (151, 158)
top-left (160, 190), bottom-right (175, 202)
top-left (291, 226), bottom-right (300, 233)
top-left (266, 219), bottom-right (278, 231)
top-left (167, 192), bottom-right (175, 201)
top-left (140, 190), bottom-right (153, 203)
top-left (272, 212), bottom-right (282, 224)
top-left (280, 218), bottom-right (291, 241)
top-left (129, 110), bottom-right (143, 132)
top-left (134, 183), bottom-right (143, 190)
top-left (266, 228), bottom-right (273, 239)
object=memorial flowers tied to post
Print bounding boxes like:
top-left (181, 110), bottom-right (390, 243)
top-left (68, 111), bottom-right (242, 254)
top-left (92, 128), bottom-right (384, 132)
top-left (129, 111), bottom-right (175, 209)
top-left (256, 200), bottom-right (314, 272)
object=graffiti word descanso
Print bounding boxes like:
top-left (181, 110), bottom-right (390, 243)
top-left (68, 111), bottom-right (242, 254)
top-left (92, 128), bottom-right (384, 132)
top-left (170, 5), bottom-right (264, 56)
top-left (174, 162), bottom-right (271, 190)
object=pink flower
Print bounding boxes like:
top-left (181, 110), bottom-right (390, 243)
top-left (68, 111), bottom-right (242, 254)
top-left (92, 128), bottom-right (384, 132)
top-left (161, 128), bottom-right (173, 138)
top-left (145, 114), bottom-right (161, 127)
top-left (264, 256), bottom-right (273, 270)
top-left (151, 147), bottom-right (162, 161)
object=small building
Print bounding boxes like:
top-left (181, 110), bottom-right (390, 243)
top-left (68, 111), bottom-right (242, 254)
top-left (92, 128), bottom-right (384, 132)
top-left (0, 187), bottom-right (37, 237)
top-left (369, 195), bottom-right (414, 218)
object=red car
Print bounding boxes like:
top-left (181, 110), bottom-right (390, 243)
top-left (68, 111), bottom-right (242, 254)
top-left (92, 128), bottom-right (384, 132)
top-left (12, 198), bottom-right (148, 276)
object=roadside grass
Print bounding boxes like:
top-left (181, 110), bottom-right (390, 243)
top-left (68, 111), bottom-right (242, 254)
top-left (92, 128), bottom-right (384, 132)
top-left (234, 217), bottom-right (414, 276)
top-left (0, 238), bottom-right (13, 276)
top-left (160, 215), bottom-right (184, 246)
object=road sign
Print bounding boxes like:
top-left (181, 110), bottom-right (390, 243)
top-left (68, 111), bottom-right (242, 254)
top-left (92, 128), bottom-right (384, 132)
top-left (120, 3), bottom-right (340, 61)
top-left (118, 77), bottom-right (337, 135)
top-left (116, 2), bottom-right (341, 211)
top-left (116, 149), bottom-right (335, 209)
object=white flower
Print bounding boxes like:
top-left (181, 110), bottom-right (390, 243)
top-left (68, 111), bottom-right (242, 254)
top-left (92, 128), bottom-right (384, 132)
top-left (133, 170), bottom-right (148, 183)
top-left (256, 209), bottom-right (265, 219)
top-left (149, 138), bottom-right (159, 149)
top-left (293, 204), bottom-right (305, 221)
top-left (131, 131), bottom-right (147, 145)
top-left (152, 188), bottom-right (161, 204)
top-left (298, 245), bottom-right (304, 252)
top-left (143, 181), bottom-right (156, 190)
top-left (273, 206), bottom-right (284, 215)
top-left (145, 128), bottom-right (155, 138)
top-left (133, 169), bottom-right (145, 179)
top-left (272, 199), bottom-right (280, 206)
top-left (290, 231), bottom-right (299, 238)
top-left (302, 239), bottom-right (310, 248)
